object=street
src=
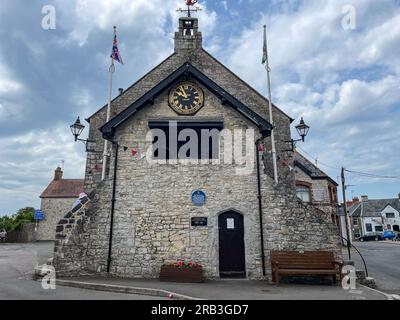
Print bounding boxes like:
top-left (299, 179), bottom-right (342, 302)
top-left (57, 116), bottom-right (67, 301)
top-left (346, 241), bottom-right (400, 295)
top-left (1, 242), bottom-right (398, 299)
top-left (0, 242), bottom-right (164, 300)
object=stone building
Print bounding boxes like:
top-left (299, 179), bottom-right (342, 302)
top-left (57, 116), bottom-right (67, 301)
top-left (54, 14), bottom-right (341, 280)
top-left (37, 167), bottom-right (83, 240)
top-left (294, 151), bottom-right (340, 227)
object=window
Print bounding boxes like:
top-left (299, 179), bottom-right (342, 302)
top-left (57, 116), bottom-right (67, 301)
top-left (296, 185), bottom-right (311, 203)
top-left (387, 225), bottom-right (392, 230)
top-left (365, 223), bottom-right (372, 232)
top-left (375, 226), bottom-right (383, 232)
top-left (386, 212), bottom-right (395, 218)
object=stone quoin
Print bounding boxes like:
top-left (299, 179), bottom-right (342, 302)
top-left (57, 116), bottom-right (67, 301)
top-left (53, 11), bottom-right (341, 281)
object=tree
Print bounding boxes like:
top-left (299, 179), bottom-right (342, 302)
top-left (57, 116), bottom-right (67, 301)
top-left (0, 216), bottom-right (17, 231)
top-left (13, 207), bottom-right (35, 230)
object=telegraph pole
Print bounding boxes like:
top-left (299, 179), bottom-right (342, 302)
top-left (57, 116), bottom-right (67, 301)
top-left (341, 167), bottom-right (352, 260)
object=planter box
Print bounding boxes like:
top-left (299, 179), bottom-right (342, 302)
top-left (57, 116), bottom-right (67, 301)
top-left (159, 265), bottom-right (204, 283)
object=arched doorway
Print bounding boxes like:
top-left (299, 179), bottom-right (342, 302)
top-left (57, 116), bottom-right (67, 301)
top-left (218, 211), bottom-right (246, 278)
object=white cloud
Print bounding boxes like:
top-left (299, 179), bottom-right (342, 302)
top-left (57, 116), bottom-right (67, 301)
top-left (223, 0), bottom-right (400, 187)
top-left (0, 126), bottom-right (86, 215)
top-left (0, 64), bottom-right (23, 94)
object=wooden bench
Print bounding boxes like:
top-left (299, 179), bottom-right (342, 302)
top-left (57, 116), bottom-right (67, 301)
top-left (270, 250), bottom-right (343, 284)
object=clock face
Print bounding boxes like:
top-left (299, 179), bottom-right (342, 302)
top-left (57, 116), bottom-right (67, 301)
top-left (168, 82), bottom-right (204, 115)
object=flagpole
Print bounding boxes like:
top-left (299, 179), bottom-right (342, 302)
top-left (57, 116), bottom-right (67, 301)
top-left (101, 28), bottom-right (116, 181)
top-left (264, 25), bottom-right (279, 184)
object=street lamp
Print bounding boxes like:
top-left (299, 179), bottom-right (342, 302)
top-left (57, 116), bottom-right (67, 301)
top-left (70, 117), bottom-right (85, 142)
top-left (70, 117), bottom-right (99, 153)
top-left (285, 117), bottom-right (310, 152)
top-left (295, 117), bottom-right (310, 142)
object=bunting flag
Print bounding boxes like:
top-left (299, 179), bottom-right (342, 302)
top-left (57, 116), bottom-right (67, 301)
top-left (110, 26), bottom-right (123, 64)
top-left (262, 25), bottom-right (268, 65)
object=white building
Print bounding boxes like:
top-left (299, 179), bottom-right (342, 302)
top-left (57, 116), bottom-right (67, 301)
top-left (349, 195), bottom-right (400, 237)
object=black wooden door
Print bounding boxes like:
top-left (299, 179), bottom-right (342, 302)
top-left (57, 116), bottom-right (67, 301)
top-left (218, 212), bottom-right (246, 278)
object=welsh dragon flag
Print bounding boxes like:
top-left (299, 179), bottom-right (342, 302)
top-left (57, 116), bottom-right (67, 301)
top-left (262, 25), bottom-right (268, 65)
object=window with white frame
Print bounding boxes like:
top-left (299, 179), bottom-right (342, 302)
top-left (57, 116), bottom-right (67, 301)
top-left (365, 223), bottom-right (373, 232)
top-left (386, 212), bottom-right (395, 218)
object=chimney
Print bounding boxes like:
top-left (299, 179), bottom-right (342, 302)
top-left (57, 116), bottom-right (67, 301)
top-left (54, 166), bottom-right (63, 181)
top-left (352, 197), bottom-right (360, 205)
top-left (118, 88), bottom-right (124, 95)
top-left (361, 195), bottom-right (369, 202)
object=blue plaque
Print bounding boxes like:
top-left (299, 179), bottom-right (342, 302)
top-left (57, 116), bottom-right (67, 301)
top-left (192, 190), bottom-right (206, 206)
top-left (34, 209), bottom-right (44, 221)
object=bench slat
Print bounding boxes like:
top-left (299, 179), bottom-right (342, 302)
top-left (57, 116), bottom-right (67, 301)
top-left (270, 250), bottom-right (342, 284)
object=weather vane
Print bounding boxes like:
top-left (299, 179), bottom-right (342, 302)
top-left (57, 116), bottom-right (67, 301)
top-left (177, 0), bottom-right (201, 18)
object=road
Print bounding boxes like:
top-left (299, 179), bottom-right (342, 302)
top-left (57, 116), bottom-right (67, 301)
top-left (344, 241), bottom-right (400, 295)
top-left (0, 242), bottom-right (164, 300)
top-left (2, 241), bottom-right (398, 299)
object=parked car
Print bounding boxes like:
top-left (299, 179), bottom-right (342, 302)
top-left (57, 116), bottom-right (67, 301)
top-left (383, 231), bottom-right (397, 240)
top-left (359, 233), bottom-right (383, 242)
top-left (0, 229), bottom-right (6, 242)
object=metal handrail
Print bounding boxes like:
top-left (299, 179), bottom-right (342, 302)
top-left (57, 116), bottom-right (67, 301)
top-left (340, 235), bottom-right (369, 278)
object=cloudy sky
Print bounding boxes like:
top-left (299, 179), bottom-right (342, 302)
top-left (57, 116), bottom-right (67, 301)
top-left (0, 0), bottom-right (399, 215)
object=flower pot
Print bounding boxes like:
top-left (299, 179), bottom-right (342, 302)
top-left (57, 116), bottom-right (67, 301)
top-left (159, 265), bottom-right (203, 283)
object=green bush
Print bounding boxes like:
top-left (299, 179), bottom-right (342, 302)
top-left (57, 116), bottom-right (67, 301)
top-left (0, 207), bottom-right (36, 231)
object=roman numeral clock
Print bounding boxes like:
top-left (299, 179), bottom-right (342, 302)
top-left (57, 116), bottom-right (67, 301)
top-left (168, 82), bottom-right (204, 115)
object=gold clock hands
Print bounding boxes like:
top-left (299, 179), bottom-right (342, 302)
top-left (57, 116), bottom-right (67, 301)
top-left (179, 86), bottom-right (188, 98)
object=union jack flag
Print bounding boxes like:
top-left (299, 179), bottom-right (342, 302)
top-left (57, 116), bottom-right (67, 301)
top-left (110, 26), bottom-right (123, 64)
top-left (186, 0), bottom-right (198, 6)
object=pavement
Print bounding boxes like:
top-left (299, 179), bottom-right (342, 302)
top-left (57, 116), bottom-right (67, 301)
top-left (344, 241), bottom-right (400, 296)
top-left (0, 242), bottom-right (164, 300)
top-left (0, 241), bottom-right (396, 300)
top-left (56, 276), bottom-right (388, 300)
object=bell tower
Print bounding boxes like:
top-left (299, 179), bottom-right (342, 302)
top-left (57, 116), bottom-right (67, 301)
top-left (174, 17), bottom-right (202, 53)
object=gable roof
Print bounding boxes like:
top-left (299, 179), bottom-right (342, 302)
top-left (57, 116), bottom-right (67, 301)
top-left (40, 179), bottom-right (84, 199)
top-left (88, 50), bottom-right (294, 125)
top-left (294, 151), bottom-right (338, 186)
top-left (100, 62), bottom-right (273, 139)
top-left (87, 53), bottom-right (177, 122)
top-left (358, 198), bottom-right (400, 218)
top-left (201, 50), bottom-right (294, 123)
top-left (348, 203), bottom-right (362, 217)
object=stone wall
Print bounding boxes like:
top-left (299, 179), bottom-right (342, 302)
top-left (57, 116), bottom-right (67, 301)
top-left (5, 223), bottom-right (36, 243)
top-left (36, 198), bottom-right (76, 241)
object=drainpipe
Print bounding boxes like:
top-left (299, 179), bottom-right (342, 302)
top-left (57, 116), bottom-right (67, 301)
top-left (255, 134), bottom-right (269, 277)
top-left (107, 141), bottom-right (119, 273)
